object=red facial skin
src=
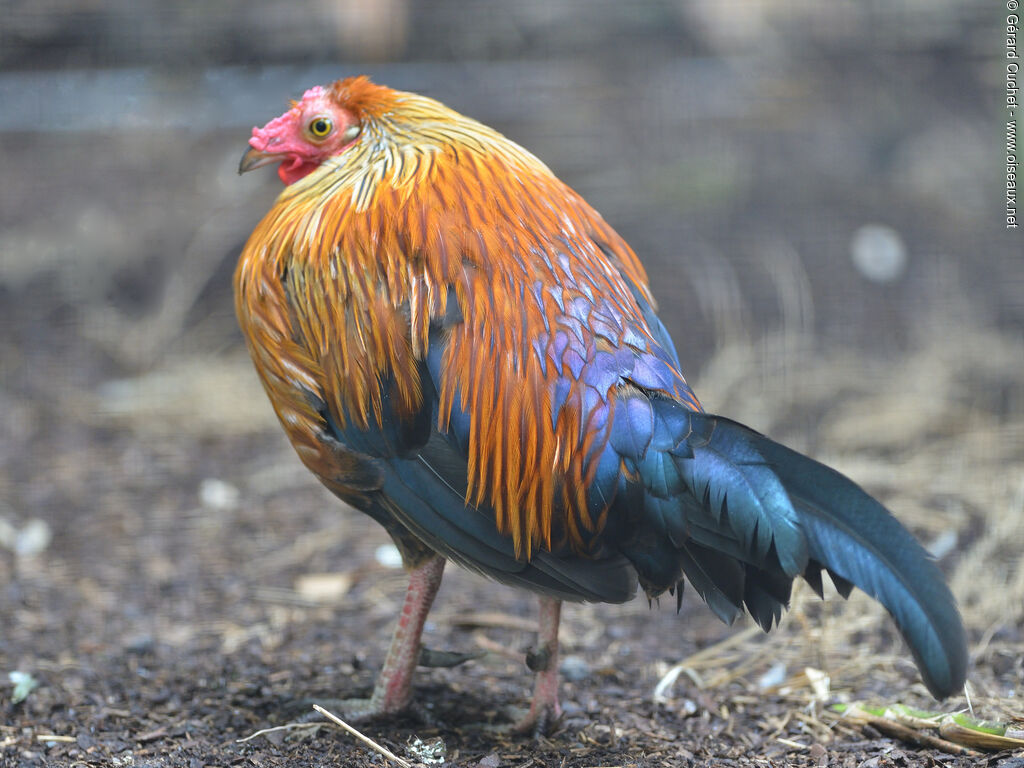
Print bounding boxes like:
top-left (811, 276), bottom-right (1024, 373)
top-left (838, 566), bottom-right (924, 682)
top-left (244, 86), bottom-right (360, 185)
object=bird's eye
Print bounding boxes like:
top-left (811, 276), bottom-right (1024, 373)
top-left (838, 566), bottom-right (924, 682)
top-left (308, 117), bottom-right (333, 138)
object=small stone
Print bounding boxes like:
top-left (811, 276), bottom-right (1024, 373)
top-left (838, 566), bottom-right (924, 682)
top-left (560, 700), bottom-right (585, 717)
top-left (559, 655), bottom-right (590, 682)
top-left (198, 478), bottom-right (240, 511)
top-left (17, 519), bottom-right (52, 556)
top-left (124, 633), bottom-right (155, 654)
top-left (374, 543), bottom-right (403, 568)
top-left (405, 735), bottom-right (446, 765)
top-left (294, 572), bottom-right (353, 603)
top-left (76, 733), bottom-right (95, 750)
top-left (8, 671), bottom-right (39, 703)
top-left (757, 662), bottom-right (787, 689)
top-left (0, 518), bottom-right (52, 556)
top-left (809, 743), bottom-right (827, 765)
top-left (850, 224), bottom-right (907, 283)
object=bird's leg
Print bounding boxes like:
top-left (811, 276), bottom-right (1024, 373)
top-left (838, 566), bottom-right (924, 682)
top-left (370, 554), bottom-right (446, 712)
top-left (511, 596), bottom-right (562, 734)
top-left (329, 554), bottom-right (446, 720)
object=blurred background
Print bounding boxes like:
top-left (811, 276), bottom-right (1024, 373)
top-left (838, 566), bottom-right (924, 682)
top-left (0, 0), bottom-right (1021, 762)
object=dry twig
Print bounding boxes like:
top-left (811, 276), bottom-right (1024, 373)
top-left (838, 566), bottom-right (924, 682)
top-left (313, 704), bottom-right (412, 768)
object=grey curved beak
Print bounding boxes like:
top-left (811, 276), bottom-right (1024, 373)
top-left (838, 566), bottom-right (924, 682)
top-left (238, 146), bottom-right (280, 174)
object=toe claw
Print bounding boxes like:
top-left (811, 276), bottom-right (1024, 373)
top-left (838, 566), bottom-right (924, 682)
top-left (418, 646), bottom-right (483, 668)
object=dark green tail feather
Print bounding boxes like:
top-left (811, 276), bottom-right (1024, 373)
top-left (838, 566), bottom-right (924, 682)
top-left (618, 402), bottom-right (968, 699)
top-left (684, 413), bottom-right (968, 698)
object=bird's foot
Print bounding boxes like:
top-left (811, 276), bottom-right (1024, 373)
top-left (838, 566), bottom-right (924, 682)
top-left (483, 653), bottom-right (562, 737)
top-left (293, 697), bottom-right (386, 724)
top-left (418, 645), bottom-right (483, 668)
top-left (505, 697), bottom-right (562, 737)
top-left (297, 695), bottom-right (434, 726)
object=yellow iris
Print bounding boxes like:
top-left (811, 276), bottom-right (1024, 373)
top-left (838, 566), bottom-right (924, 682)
top-left (308, 117), bottom-right (333, 138)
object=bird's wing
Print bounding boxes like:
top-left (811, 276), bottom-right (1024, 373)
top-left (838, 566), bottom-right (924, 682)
top-left (264, 242), bottom-right (655, 603)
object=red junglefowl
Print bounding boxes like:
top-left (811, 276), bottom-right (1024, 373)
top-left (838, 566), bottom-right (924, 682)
top-left (236, 76), bottom-right (967, 733)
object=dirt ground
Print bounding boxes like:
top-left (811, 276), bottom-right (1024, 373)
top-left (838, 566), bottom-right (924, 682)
top-left (2, 328), bottom-right (1023, 768)
top-left (2, 3), bottom-right (1023, 766)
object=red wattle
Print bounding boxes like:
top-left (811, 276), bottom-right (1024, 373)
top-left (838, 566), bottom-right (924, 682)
top-left (278, 159), bottom-right (320, 185)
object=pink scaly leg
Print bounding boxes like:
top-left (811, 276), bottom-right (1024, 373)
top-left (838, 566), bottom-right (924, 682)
top-left (335, 554), bottom-right (446, 719)
top-left (511, 596), bottom-right (563, 734)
